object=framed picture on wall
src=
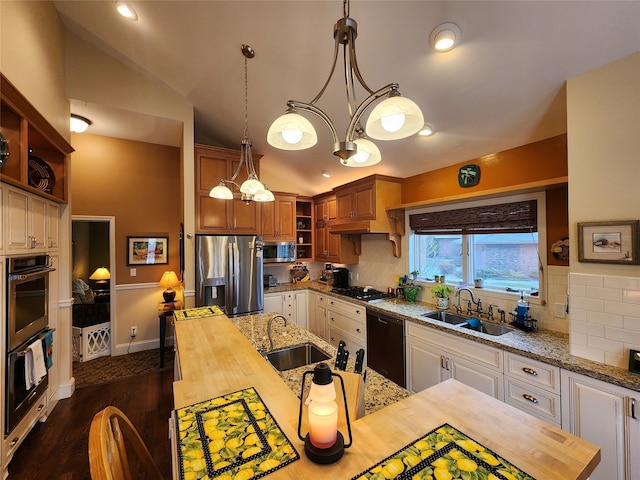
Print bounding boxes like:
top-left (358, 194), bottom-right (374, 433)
top-left (578, 220), bottom-right (640, 264)
top-left (127, 236), bottom-right (168, 265)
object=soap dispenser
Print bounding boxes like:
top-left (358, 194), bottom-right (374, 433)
top-left (516, 291), bottom-right (529, 319)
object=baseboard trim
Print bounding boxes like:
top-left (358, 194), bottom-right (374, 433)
top-left (113, 337), bottom-right (174, 356)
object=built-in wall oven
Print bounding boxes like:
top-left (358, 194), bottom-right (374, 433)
top-left (5, 254), bottom-right (54, 435)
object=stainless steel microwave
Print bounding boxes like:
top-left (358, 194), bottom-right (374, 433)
top-left (262, 241), bottom-right (296, 263)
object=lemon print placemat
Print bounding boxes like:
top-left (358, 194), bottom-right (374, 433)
top-left (174, 306), bottom-right (224, 321)
top-left (351, 423), bottom-right (535, 480)
top-left (174, 387), bottom-right (299, 480)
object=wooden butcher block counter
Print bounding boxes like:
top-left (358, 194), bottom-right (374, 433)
top-left (172, 313), bottom-right (600, 480)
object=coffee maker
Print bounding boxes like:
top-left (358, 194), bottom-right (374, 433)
top-left (332, 267), bottom-right (349, 289)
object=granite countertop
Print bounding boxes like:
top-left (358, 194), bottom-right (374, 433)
top-left (265, 281), bottom-right (640, 392)
top-left (229, 313), bottom-right (410, 415)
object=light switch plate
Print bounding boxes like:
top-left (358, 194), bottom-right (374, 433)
top-left (130, 268), bottom-right (137, 277)
top-left (554, 303), bottom-right (566, 318)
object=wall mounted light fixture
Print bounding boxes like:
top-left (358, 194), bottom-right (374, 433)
top-left (70, 114), bottom-right (92, 133)
top-left (267, 0), bottom-right (423, 167)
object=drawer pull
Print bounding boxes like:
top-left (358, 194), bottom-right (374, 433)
top-left (356, 328), bottom-right (362, 333)
top-left (522, 367), bottom-right (538, 376)
top-left (523, 394), bottom-right (538, 404)
top-left (631, 398), bottom-right (637, 420)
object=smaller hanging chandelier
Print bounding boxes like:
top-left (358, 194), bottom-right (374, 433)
top-left (210, 44), bottom-right (274, 203)
top-left (267, 0), bottom-right (423, 167)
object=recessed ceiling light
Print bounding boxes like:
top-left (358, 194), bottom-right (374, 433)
top-left (322, 170), bottom-right (331, 178)
top-left (70, 114), bottom-right (92, 133)
top-left (116, 1), bottom-right (138, 21)
top-left (419, 123), bottom-right (435, 136)
top-left (429, 23), bottom-right (461, 52)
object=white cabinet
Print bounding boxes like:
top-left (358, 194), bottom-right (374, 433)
top-left (4, 185), bottom-right (59, 253)
top-left (263, 291), bottom-right (308, 329)
top-left (406, 322), bottom-right (503, 400)
top-left (503, 352), bottom-right (561, 427)
top-left (325, 296), bottom-right (366, 361)
top-left (263, 292), bottom-right (284, 315)
top-left (309, 292), bottom-right (327, 340)
top-left (561, 370), bottom-right (640, 480)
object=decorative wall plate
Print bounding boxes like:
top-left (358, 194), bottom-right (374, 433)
top-left (458, 164), bottom-right (480, 187)
top-left (28, 154), bottom-right (55, 194)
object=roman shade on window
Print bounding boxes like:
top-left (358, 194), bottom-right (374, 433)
top-left (409, 200), bottom-right (537, 235)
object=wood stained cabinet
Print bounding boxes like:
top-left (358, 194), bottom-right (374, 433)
top-left (195, 144), bottom-right (262, 234)
top-left (260, 193), bottom-right (296, 242)
top-left (313, 192), bottom-right (358, 264)
top-left (330, 175), bottom-right (401, 234)
top-left (0, 74), bottom-right (73, 204)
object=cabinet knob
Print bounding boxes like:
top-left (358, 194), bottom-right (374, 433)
top-left (9, 437), bottom-right (19, 447)
top-left (356, 328), bottom-right (361, 333)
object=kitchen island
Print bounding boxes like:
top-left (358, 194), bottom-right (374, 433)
top-left (172, 311), bottom-right (600, 480)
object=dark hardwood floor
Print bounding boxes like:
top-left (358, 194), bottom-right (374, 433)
top-left (7, 368), bottom-right (174, 479)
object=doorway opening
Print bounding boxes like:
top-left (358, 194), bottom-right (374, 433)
top-left (71, 216), bottom-right (115, 364)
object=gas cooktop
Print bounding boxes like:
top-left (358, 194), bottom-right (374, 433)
top-left (331, 286), bottom-right (392, 303)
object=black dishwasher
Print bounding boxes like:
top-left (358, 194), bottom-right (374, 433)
top-left (366, 310), bottom-right (405, 387)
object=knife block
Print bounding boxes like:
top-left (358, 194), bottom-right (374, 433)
top-left (339, 371), bottom-right (365, 425)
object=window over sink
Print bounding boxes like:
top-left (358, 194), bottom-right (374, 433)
top-left (408, 193), bottom-right (545, 293)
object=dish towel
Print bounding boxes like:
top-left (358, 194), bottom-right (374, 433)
top-left (25, 339), bottom-right (47, 390)
top-left (44, 329), bottom-right (54, 369)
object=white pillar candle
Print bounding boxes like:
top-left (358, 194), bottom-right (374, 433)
top-left (308, 401), bottom-right (338, 448)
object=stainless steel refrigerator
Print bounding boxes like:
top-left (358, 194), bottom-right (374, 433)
top-left (195, 235), bottom-right (264, 317)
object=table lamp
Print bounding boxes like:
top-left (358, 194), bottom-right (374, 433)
top-left (159, 271), bottom-right (180, 302)
top-left (89, 267), bottom-right (110, 289)
top-left (297, 363), bottom-right (352, 464)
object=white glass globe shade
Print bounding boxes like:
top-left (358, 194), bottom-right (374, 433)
top-left (365, 96), bottom-right (424, 140)
top-left (240, 176), bottom-right (265, 195)
top-left (342, 138), bottom-right (382, 167)
top-left (209, 183), bottom-right (233, 199)
top-left (267, 112), bottom-right (318, 150)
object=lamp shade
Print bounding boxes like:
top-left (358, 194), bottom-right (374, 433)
top-left (159, 271), bottom-right (181, 303)
top-left (89, 267), bottom-right (111, 281)
top-left (365, 96), bottom-right (424, 140)
top-left (209, 181), bottom-right (234, 199)
top-left (342, 138), bottom-right (382, 167)
top-left (70, 114), bottom-right (92, 133)
top-left (267, 112), bottom-right (318, 150)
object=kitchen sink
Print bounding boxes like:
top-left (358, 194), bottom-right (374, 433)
top-left (421, 311), bottom-right (470, 326)
top-left (462, 321), bottom-right (514, 336)
top-left (264, 343), bottom-right (331, 371)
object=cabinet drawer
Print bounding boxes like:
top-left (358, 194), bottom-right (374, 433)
top-left (407, 323), bottom-right (502, 372)
top-left (327, 326), bottom-right (365, 359)
top-left (326, 296), bottom-right (366, 321)
top-left (504, 376), bottom-right (561, 426)
top-left (327, 311), bottom-right (366, 341)
top-left (505, 352), bottom-right (560, 394)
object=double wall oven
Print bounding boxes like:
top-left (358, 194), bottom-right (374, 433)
top-left (5, 254), bottom-right (54, 435)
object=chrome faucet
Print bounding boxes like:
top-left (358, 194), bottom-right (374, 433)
top-left (455, 288), bottom-right (480, 316)
top-left (267, 314), bottom-right (288, 351)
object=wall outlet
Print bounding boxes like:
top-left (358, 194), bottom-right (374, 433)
top-left (130, 326), bottom-right (137, 337)
top-left (130, 268), bottom-right (137, 277)
top-left (554, 303), bottom-right (566, 318)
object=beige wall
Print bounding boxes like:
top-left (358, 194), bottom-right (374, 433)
top-left (567, 52), bottom-right (640, 366)
top-left (567, 52), bottom-right (640, 276)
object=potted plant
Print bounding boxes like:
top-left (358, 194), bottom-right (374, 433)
top-left (431, 284), bottom-right (453, 310)
top-left (403, 281), bottom-right (423, 303)
top-left (410, 270), bottom-right (419, 281)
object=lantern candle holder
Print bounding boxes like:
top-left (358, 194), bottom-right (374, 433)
top-left (297, 363), bottom-right (352, 464)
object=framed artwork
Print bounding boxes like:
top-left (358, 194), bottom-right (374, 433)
top-left (127, 236), bottom-right (168, 265)
top-left (578, 221), bottom-right (639, 264)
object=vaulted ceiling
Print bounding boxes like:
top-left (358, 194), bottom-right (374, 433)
top-left (55, 1), bottom-right (640, 195)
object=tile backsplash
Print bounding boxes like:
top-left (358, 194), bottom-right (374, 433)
top-left (569, 273), bottom-right (640, 368)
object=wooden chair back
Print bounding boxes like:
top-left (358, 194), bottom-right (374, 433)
top-left (88, 406), bottom-right (163, 480)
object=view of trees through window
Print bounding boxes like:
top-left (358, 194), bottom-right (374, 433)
top-left (411, 233), bottom-right (540, 292)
